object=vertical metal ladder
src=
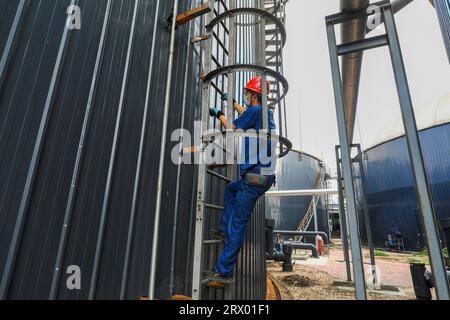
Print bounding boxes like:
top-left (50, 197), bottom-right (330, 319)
top-left (297, 164), bottom-right (326, 233)
top-left (191, 0), bottom-right (291, 300)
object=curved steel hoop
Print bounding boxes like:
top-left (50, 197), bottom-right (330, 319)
top-left (203, 64), bottom-right (289, 109)
top-left (206, 7), bottom-right (287, 47)
top-left (202, 130), bottom-right (293, 159)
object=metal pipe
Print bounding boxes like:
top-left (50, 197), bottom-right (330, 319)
top-left (383, 4), bottom-right (450, 300)
top-left (0, 0), bottom-right (76, 299)
top-left (266, 189), bottom-right (338, 197)
top-left (149, 0), bottom-right (180, 300)
top-left (273, 230), bottom-right (330, 245)
top-left (340, 0), bottom-right (369, 142)
top-left (191, 0), bottom-right (214, 301)
top-left (313, 195), bottom-right (319, 248)
top-left (327, 19), bottom-right (367, 299)
top-left (340, 0), bottom-right (415, 141)
top-left (170, 0), bottom-right (190, 297)
top-left (285, 241), bottom-right (319, 258)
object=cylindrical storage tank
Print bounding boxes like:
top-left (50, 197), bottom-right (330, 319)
top-left (0, 0), bottom-right (266, 300)
top-left (358, 93), bottom-right (450, 251)
top-left (266, 148), bottom-right (329, 237)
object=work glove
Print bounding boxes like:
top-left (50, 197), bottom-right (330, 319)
top-left (221, 93), bottom-right (237, 104)
top-left (209, 108), bottom-right (224, 119)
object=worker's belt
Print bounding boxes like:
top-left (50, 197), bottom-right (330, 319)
top-left (244, 172), bottom-right (269, 188)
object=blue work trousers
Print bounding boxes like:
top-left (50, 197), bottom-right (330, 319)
top-left (216, 175), bottom-right (275, 276)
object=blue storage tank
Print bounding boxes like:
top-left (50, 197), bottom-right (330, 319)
top-left (266, 148), bottom-right (330, 238)
top-left (358, 93), bottom-right (450, 251)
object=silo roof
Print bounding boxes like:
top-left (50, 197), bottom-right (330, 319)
top-left (366, 92), bottom-right (450, 150)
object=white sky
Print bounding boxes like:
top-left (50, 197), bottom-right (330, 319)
top-left (283, 0), bottom-right (450, 167)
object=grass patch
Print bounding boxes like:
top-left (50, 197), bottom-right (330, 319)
top-left (409, 258), bottom-right (423, 264)
top-left (374, 249), bottom-right (390, 257)
top-left (414, 247), bottom-right (448, 259)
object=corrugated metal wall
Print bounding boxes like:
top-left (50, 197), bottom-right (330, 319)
top-left (0, 0), bottom-right (267, 300)
top-left (358, 123), bottom-right (450, 251)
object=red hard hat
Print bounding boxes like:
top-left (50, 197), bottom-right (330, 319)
top-left (244, 77), bottom-right (270, 95)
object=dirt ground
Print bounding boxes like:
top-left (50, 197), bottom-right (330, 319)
top-left (267, 239), bottom-right (435, 300)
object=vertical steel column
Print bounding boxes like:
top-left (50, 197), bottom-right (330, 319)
top-left (192, 0), bottom-right (214, 301)
top-left (259, 0), bottom-right (269, 131)
top-left (312, 195), bottom-right (319, 249)
top-left (383, 5), bottom-right (450, 299)
top-left (226, 0), bottom-right (237, 300)
top-left (227, 0), bottom-right (237, 175)
top-left (169, 0), bottom-right (192, 297)
top-left (327, 19), bottom-right (367, 298)
top-left (355, 144), bottom-right (377, 284)
top-left (149, 0), bottom-right (180, 300)
top-left (335, 146), bottom-right (352, 282)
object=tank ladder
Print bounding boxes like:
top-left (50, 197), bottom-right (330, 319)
top-left (191, 0), bottom-right (291, 300)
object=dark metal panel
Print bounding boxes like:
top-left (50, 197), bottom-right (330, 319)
top-left (0, 0), bottom-right (73, 298)
top-left (0, 0), bottom-right (268, 300)
top-left (361, 124), bottom-right (450, 251)
top-left (9, 0), bottom-right (109, 300)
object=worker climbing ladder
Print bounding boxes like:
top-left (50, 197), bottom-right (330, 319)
top-left (191, 0), bottom-right (291, 300)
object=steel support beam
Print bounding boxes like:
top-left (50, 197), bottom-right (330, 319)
top-left (326, 1), bottom-right (450, 300)
top-left (355, 144), bottom-right (377, 284)
top-left (335, 146), bottom-right (353, 283)
top-left (382, 4), bottom-right (450, 299)
top-left (327, 20), bottom-right (368, 299)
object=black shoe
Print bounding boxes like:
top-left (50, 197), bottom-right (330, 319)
top-left (209, 229), bottom-right (228, 242)
top-left (203, 269), bottom-right (233, 284)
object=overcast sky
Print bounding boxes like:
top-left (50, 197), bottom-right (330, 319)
top-left (282, 0), bottom-right (450, 167)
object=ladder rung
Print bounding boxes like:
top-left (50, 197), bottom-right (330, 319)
top-left (266, 29), bottom-right (280, 35)
top-left (266, 40), bottom-right (282, 46)
top-left (205, 203), bottom-right (225, 211)
top-left (207, 169), bottom-right (231, 183)
top-left (208, 163), bottom-right (228, 169)
top-left (203, 239), bottom-right (224, 245)
top-left (191, 34), bottom-right (210, 44)
top-left (176, 3), bottom-right (212, 25)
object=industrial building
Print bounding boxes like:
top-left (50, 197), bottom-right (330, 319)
top-left (0, 0), bottom-right (449, 302)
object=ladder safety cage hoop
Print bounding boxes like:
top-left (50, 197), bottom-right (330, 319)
top-left (202, 64), bottom-right (289, 109)
top-left (202, 130), bottom-right (292, 158)
top-left (205, 8), bottom-right (287, 47)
